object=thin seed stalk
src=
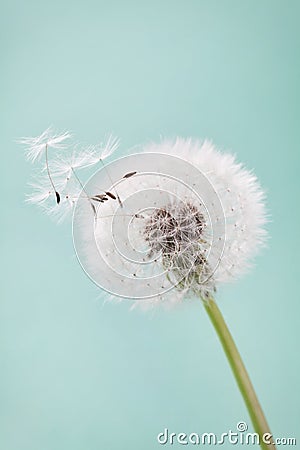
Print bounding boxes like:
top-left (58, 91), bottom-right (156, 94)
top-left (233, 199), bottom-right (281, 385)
top-left (203, 297), bottom-right (276, 450)
top-left (45, 143), bottom-right (60, 203)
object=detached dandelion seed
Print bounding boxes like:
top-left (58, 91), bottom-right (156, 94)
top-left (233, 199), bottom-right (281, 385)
top-left (22, 128), bottom-right (121, 222)
top-left (21, 128), bottom-right (71, 205)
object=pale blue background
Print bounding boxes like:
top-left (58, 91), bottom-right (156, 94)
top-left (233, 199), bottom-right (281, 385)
top-left (1, 1), bottom-right (299, 449)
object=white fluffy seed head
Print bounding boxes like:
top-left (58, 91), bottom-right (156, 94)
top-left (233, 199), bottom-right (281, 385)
top-left (72, 138), bottom-right (267, 309)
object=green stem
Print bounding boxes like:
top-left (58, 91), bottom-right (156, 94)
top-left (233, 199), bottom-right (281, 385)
top-left (203, 297), bottom-right (276, 450)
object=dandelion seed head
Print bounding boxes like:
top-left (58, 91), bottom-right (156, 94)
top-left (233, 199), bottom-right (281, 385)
top-left (73, 138), bottom-right (267, 309)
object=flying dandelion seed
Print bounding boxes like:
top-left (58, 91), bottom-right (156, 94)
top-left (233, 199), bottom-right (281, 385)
top-left (22, 128), bottom-right (120, 221)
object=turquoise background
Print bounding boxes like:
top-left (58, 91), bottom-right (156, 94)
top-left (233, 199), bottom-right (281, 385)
top-left (1, 1), bottom-right (299, 449)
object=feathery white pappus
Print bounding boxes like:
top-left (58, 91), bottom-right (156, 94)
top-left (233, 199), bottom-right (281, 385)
top-left (21, 128), bottom-right (120, 222)
top-left (20, 127), bottom-right (71, 162)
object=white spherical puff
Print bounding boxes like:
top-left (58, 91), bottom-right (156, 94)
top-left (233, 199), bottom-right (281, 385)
top-left (74, 138), bottom-right (267, 310)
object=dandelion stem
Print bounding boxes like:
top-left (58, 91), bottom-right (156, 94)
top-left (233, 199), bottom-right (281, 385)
top-left (203, 297), bottom-right (276, 450)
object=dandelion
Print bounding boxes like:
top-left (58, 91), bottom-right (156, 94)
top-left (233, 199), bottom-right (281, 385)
top-left (73, 138), bottom-right (275, 449)
top-left (76, 139), bottom-right (267, 305)
top-left (23, 132), bottom-right (276, 450)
